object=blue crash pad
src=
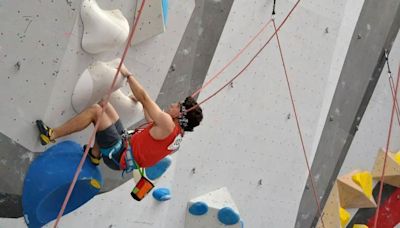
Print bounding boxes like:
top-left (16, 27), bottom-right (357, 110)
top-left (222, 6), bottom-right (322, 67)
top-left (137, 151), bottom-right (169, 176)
top-left (22, 140), bottom-right (103, 228)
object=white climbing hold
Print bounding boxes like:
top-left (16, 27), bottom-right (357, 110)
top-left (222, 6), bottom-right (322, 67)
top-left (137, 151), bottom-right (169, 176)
top-left (80, 0), bottom-right (129, 54)
top-left (185, 187), bottom-right (242, 228)
top-left (109, 90), bottom-right (143, 129)
top-left (71, 58), bottom-right (126, 113)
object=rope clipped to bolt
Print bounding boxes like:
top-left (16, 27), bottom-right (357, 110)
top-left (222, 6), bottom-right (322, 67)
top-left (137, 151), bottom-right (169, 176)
top-left (373, 50), bottom-right (400, 227)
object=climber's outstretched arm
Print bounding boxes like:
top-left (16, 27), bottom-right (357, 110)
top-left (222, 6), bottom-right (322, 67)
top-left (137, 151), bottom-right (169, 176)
top-left (121, 66), bottom-right (174, 132)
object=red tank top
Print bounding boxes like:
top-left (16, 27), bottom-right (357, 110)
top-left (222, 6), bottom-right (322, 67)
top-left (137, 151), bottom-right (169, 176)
top-left (120, 123), bottom-right (182, 168)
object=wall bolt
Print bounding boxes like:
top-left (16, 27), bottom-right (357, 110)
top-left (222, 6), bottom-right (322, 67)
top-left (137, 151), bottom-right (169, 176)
top-left (169, 64), bottom-right (176, 72)
top-left (329, 115), bottom-right (334, 122)
top-left (229, 82), bottom-right (234, 88)
top-left (191, 168), bottom-right (196, 174)
top-left (357, 34), bottom-right (362, 39)
top-left (14, 61), bottom-right (21, 71)
top-left (258, 179), bottom-right (262, 185)
top-left (324, 27), bottom-right (329, 33)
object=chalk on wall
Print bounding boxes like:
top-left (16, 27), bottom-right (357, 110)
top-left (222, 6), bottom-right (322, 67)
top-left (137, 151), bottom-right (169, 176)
top-left (184, 187), bottom-right (242, 228)
top-left (337, 170), bottom-right (376, 209)
top-left (80, 0), bottom-right (129, 54)
top-left (371, 149), bottom-right (400, 187)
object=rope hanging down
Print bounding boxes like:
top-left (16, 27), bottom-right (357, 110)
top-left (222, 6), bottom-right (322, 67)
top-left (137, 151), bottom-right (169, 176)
top-left (272, 19), bottom-right (325, 228)
top-left (191, 18), bottom-right (273, 98)
top-left (53, 1), bottom-right (147, 227)
top-left (188, 0), bottom-right (302, 113)
top-left (190, 1), bottom-right (326, 226)
top-left (374, 61), bottom-right (400, 227)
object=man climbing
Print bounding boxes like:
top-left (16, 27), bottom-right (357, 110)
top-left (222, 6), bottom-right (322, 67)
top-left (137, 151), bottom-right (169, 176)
top-left (36, 64), bottom-right (203, 173)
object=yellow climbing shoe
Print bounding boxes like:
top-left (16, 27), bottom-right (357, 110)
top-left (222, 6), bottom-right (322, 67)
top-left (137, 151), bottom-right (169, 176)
top-left (84, 145), bottom-right (101, 166)
top-left (36, 120), bottom-right (55, 146)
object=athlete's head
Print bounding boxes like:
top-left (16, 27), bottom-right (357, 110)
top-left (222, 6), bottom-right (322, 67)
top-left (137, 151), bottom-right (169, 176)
top-left (167, 96), bottom-right (203, 132)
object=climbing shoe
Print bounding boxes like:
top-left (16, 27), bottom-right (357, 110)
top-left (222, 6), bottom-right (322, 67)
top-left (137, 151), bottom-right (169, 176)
top-left (83, 145), bottom-right (101, 166)
top-left (36, 120), bottom-right (55, 146)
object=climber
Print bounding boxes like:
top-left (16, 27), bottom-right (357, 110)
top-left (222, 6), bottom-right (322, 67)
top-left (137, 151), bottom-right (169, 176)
top-left (36, 64), bottom-right (203, 173)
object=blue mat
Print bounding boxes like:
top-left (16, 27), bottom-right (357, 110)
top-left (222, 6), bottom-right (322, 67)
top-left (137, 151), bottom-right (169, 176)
top-left (22, 141), bottom-right (103, 228)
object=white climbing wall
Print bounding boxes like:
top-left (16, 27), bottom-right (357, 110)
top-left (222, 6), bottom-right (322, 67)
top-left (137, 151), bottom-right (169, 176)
top-left (1, 0), bottom-right (400, 228)
top-left (161, 0), bottom-right (353, 227)
top-left (0, 0), bottom-right (193, 153)
top-left (0, 0), bottom-right (192, 226)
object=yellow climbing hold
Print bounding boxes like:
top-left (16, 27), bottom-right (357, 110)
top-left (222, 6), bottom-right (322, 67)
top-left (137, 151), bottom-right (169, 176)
top-left (352, 171), bottom-right (372, 198)
top-left (90, 179), bottom-right (101, 189)
top-left (339, 207), bottom-right (350, 227)
top-left (353, 224), bottom-right (368, 228)
top-left (394, 151), bottom-right (400, 165)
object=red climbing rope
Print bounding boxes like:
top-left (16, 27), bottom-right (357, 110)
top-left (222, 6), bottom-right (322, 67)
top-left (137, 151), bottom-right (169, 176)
top-left (188, 1), bottom-right (325, 226)
top-left (388, 56), bottom-right (400, 127)
top-left (191, 18), bottom-right (273, 97)
top-left (388, 77), bottom-right (400, 126)
top-left (373, 63), bottom-right (400, 227)
top-left (272, 19), bottom-right (325, 228)
top-left (53, 1), bottom-right (147, 227)
top-left (385, 50), bottom-right (400, 126)
top-left (187, 0), bottom-right (301, 112)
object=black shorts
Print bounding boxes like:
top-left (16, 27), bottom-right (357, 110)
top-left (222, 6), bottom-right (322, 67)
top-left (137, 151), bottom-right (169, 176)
top-left (96, 119), bottom-right (125, 170)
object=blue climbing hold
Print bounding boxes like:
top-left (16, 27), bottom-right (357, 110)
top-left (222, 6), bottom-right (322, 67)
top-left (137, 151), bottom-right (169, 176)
top-left (145, 156), bottom-right (172, 180)
top-left (188, 202), bottom-right (208, 216)
top-left (22, 141), bottom-right (103, 228)
top-left (161, 0), bottom-right (169, 25)
top-left (217, 207), bottom-right (240, 225)
top-left (152, 188), bottom-right (171, 201)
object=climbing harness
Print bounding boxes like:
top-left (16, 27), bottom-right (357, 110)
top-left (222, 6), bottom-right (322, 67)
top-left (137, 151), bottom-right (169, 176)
top-left (120, 129), bottom-right (139, 176)
top-left (120, 127), bottom-right (155, 201)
